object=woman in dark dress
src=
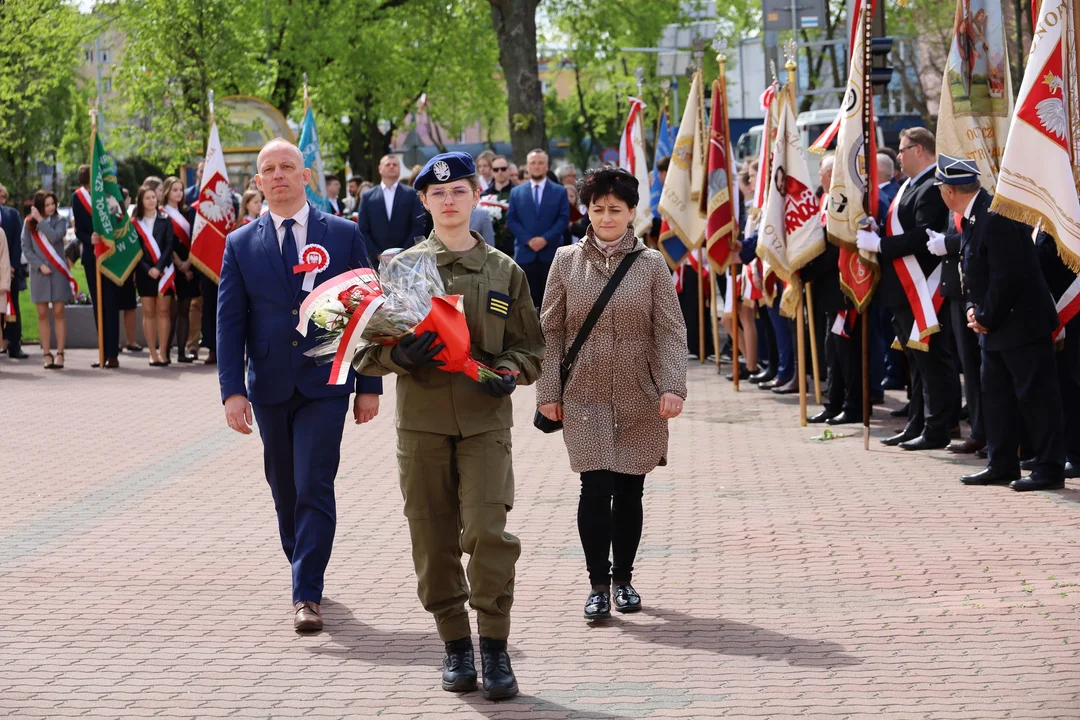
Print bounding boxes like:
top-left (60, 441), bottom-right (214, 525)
top-left (160, 176), bottom-right (198, 362)
top-left (132, 185), bottom-right (175, 366)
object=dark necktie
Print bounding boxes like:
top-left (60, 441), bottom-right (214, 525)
top-left (280, 218), bottom-right (298, 293)
top-left (532, 184), bottom-right (540, 212)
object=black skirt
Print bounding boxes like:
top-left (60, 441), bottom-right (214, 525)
top-left (135, 265), bottom-right (176, 298)
top-left (117, 274), bottom-right (138, 310)
top-left (174, 267), bottom-right (201, 300)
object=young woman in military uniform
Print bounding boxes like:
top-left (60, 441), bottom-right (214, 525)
top-left (357, 152), bottom-right (544, 701)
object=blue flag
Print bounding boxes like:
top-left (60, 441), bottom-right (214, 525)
top-left (298, 106), bottom-right (332, 213)
top-left (650, 108), bottom-right (674, 219)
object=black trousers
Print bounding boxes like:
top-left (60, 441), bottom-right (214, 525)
top-left (200, 272), bottom-right (218, 351)
top-left (824, 311), bottom-right (863, 416)
top-left (891, 299), bottom-right (961, 441)
top-left (578, 470), bottom-right (645, 587)
top-left (521, 260), bottom-right (551, 311)
top-left (1055, 328), bottom-right (1080, 465)
top-left (3, 282), bottom-right (22, 351)
top-left (950, 299), bottom-right (984, 442)
top-left (982, 338), bottom-right (1065, 479)
top-left (678, 269), bottom-right (714, 358)
top-left (82, 258), bottom-right (120, 359)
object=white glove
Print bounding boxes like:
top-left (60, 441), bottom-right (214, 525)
top-left (856, 228), bottom-right (881, 253)
top-left (926, 229), bottom-right (947, 256)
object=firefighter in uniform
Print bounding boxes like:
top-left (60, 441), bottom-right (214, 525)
top-left (357, 152), bottom-right (544, 700)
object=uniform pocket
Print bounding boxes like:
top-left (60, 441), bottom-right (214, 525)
top-left (484, 430), bottom-right (515, 509)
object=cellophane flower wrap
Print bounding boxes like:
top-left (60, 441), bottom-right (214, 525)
top-left (297, 248), bottom-right (515, 385)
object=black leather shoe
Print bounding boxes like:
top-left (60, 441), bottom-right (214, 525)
top-left (613, 584), bottom-right (641, 613)
top-left (725, 363), bottom-right (750, 382)
top-left (960, 468), bottom-right (1020, 485)
top-left (889, 403), bottom-right (910, 418)
top-left (176, 351), bottom-right (194, 364)
top-left (759, 377), bottom-right (787, 391)
top-left (826, 410), bottom-right (861, 425)
top-left (975, 447), bottom-right (988, 459)
top-left (7, 348), bottom-right (28, 359)
top-left (948, 437), bottom-right (986, 454)
top-left (1011, 474), bottom-right (1065, 492)
top-left (808, 409), bottom-right (837, 424)
top-left (749, 369), bottom-right (775, 385)
top-left (772, 377), bottom-right (801, 395)
top-left (441, 639), bottom-right (478, 693)
top-left (584, 589), bottom-right (611, 620)
top-left (881, 431), bottom-right (918, 447)
top-left (899, 435), bottom-right (950, 451)
top-left (1019, 457), bottom-right (1037, 471)
top-left (479, 637), bottom-right (518, 700)
top-left (1066, 461), bottom-right (1079, 479)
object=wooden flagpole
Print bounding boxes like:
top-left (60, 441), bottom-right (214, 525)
top-left (91, 105), bottom-right (104, 369)
top-left (785, 42), bottom-right (807, 425)
top-left (697, 247), bottom-right (706, 363)
top-left (710, 271), bottom-right (722, 373)
top-left (805, 281), bottom-right (821, 402)
top-left (730, 265), bottom-right (740, 387)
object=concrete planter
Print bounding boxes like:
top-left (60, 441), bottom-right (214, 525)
top-left (55, 304), bottom-right (147, 349)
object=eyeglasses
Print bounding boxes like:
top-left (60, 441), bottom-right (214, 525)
top-left (426, 187), bottom-right (472, 203)
top-left (492, 167), bottom-right (509, 172)
top-left (897, 145), bottom-right (916, 154)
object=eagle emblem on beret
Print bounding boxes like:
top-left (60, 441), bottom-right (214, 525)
top-left (433, 160), bottom-right (451, 181)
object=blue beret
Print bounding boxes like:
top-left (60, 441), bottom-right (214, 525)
top-left (413, 152), bottom-right (476, 192)
top-left (934, 154), bottom-right (980, 186)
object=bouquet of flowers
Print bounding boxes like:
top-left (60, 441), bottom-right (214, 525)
top-left (478, 198), bottom-right (508, 222)
top-left (299, 249), bottom-right (515, 385)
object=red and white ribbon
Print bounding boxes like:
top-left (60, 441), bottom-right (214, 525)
top-left (29, 224), bottom-right (78, 296)
top-left (75, 187), bottom-right (92, 213)
top-left (295, 267), bottom-right (386, 385)
top-left (162, 205), bottom-right (191, 247)
top-left (132, 218), bottom-right (175, 295)
top-left (1054, 276), bottom-right (1080, 342)
top-left (293, 243), bottom-right (330, 293)
top-left (886, 181), bottom-right (940, 350)
top-left (2, 290), bottom-right (14, 319)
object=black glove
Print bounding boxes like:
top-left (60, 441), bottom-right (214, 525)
top-left (481, 369), bottom-right (517, 397)
top-left (391, 331), bottom-right (445, 370)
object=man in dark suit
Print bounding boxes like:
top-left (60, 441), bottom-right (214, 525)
top-left (857, 128), bottom-right (960, 451)
top-left (218, 139), bottom-right (383, 632)
top-left (325, 175), bottom-right (343, 216)
top-left (505, 149), bottom-right (570, 309)
top-left (183, 161), bottom-right (203, 207)
top-left (937, 156), bottom-right (1065, 491)
top-left (71, 165), bottom-right (123, 368)
top-left (356, 154), bottom-right (426, 267)
top-left (0, 183), bottom-right (26, 359)
top-left (877, 153), bottom-right (901, 217)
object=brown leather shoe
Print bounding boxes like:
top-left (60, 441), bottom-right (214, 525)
top-left (948, 437), bottom-right (986, 454)
top-left (293, 601), bottom-right (323, 632)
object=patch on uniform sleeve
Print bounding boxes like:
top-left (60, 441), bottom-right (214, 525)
top-left (488, 290), bottom-right (511, 317)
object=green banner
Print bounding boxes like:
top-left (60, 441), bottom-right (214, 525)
top-left (90, 131), bottom-right (143, 285)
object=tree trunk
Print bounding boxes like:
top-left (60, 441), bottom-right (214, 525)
top-left (488, 0), bottom-right (545, 164)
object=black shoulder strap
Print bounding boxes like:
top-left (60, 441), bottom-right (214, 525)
top-left (560, 249), bottom-right (642, 383)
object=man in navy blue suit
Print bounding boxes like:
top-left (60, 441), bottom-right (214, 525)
top-left (0, 183), bottom-right (26, 359)
top-left (217, 138), bottom-right (382, 633)
top-left (505, 149), bottom-right (570, 309)
top-left (356, 154), bottom-right (427, 268)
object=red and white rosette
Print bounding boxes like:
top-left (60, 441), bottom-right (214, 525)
top-left (297, 268), bottom-right (386, 386)
top-left (293, 243), bottom-right (330, 293)
top-left (29, 225), bottom-right (78, 296)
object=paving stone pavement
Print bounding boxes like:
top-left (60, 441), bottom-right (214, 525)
top-left (2, 349), bottom-right (1079, 719)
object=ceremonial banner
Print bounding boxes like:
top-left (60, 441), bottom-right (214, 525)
top-left (90, 132), bottom-right (143, 285)
top-left (299, 105), bottom-right (332, 214)
top-left (936, 0), bottom-right (1014, 190)
top-left (810, 0), bottom-right (873, 153)
top-left (658, 72), bottom-right (707, 269)
top-left (650, 107), bottom-right (674, 219)
top-left (701, 70), bottom-right (737, 274)
top-left (619, 97), bottom-right (653, 236)
top-left (756, 89), bottom-right (825, 315)
top-left (190, 120), bottom-right (236, 283)
top-left (992, 0), bottom-right (1080, 270)
top-left (827, 0), bottom-right (880, 312)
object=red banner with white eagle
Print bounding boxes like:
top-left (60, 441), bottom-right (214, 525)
top-left (190, 120), bottom-right (235, 283)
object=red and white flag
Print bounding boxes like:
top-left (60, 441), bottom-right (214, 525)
top-left (619, 97), bottom-right (653, 236)
top-left (190, 120), bottom-right (235, 283)
top-left (992, 0), bottom-right (1080, 272)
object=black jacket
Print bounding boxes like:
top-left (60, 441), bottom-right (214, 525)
top-left (136, 215), bottom-right (175, 274)
top-left (877, 169), bottom-right (950, 309)
top-left (962, 190), bottom-right (1058, 351)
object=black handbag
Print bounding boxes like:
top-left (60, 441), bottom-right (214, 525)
top-left (534, 249), bottom-right (642, 433)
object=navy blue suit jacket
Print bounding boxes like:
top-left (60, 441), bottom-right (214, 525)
top-left (216, 205), bottom-right (382, 405)
top-left (506, 180), bottom-right (570, 265)
top-left (356, 184), bottom-right (426, 263)
top-left (1, 205), bottom-right (23, 281)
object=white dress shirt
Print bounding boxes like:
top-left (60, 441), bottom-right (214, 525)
top-left (381, 182), bottom-right (398, 221)
top-left (269, 202), bottom-right (310, 256)
top-left (963, 193), bottom-right (979, 221)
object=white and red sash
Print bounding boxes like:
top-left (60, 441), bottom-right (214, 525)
top-left (74, 187), bottom-right (92, 213)
top-left (162, 205), bottom-right (191, 247)
top-left (29, 224), bottom-right (78, 296)
top-left (3, 290), bottom-right (14, 319)
top-left (132, 217), bottom-right (175, 295)
top-left (1054, 276), bottom-right (1080, 342)
top-left (887, 180), bottom-right (940, 350)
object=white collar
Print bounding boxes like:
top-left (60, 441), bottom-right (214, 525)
top-left (963, 193), bottom-right (979, 221)
top-left (910, 163), bottom-right (935, 183)
top-left (269, 202), bottom-right (310, 229)
top-left (530, 177), bottom-right (546, 189)
top-left (382, 182), bottom-right (399, 193)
